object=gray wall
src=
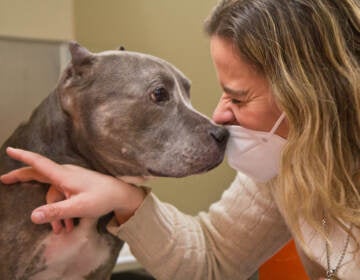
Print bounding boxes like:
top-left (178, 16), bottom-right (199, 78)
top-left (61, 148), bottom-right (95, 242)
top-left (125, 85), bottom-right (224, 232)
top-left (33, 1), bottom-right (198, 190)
top-left (0, 37), bottom-right (68, 144)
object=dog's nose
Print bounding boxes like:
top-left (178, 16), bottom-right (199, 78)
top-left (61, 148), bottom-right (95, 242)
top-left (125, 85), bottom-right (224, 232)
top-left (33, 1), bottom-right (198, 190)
top-left (209, 126), bottom-right (229, 145)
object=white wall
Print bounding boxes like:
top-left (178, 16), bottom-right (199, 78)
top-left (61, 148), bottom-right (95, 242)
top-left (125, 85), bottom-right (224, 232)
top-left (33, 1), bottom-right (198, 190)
top-left (0, 0), bottom-right (74, 41)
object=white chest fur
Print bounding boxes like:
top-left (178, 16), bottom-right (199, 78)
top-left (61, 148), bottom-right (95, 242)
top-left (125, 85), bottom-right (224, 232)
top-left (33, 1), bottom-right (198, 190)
top-left (18, 218), bottom-right (112, 280)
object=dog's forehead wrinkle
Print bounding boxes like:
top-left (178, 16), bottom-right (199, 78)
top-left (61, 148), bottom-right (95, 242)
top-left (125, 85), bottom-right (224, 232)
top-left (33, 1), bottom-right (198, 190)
top-left (147, 72), bottom-right (174, 86)
top-left (169, 66), bottom-right (190, 87)
top-left (173, 74), bottom-right (193, 108)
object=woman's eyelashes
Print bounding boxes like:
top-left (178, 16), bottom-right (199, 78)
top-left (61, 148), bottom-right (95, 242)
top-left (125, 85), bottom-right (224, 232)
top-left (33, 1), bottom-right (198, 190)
top-left (231, 98), bottom-right (244, 104)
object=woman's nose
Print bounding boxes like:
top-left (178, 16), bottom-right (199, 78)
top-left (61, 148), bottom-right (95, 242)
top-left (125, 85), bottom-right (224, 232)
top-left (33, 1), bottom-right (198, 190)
top-left (212, 98), bottom-right (235, 125)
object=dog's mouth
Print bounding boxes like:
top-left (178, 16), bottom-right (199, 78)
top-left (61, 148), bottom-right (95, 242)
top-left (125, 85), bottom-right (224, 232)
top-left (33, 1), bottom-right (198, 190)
top-left (147, 168), bottom-right (168, 177)
top-left (147, 156), bottom-right (224, 178)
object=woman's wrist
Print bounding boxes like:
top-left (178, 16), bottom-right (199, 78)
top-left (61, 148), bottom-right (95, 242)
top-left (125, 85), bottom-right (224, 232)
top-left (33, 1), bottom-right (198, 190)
top-left (113, 185), bottom-right (147, 225)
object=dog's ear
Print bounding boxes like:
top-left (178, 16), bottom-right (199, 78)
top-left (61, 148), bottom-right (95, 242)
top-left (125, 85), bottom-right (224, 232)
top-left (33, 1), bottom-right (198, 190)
top-left (63, 41), bottom-right (96, 87)
top-left (69, 41), bottom-right (94, 66)
top-left (60, 42), bottom-right (96, 114)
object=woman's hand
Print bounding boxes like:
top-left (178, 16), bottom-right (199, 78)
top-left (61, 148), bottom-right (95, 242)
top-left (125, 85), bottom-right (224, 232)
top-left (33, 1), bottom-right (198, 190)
top-left (0, 147), bottom-right (146, 232)
top-left (46, 185), bottom-right (75, 233)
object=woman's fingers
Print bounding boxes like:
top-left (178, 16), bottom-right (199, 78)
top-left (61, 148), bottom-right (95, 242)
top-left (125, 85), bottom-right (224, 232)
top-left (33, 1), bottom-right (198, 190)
top-left (46, 186), bottom-right (75, 233)
top-left (31, 200), bottom-right (71, 224)
top-left (4, 147), bottom-right (65, 184)
top-left (47, 187), bottom-right (64, 234)
top-left (63, 191), bottom-right (74, 232)
top-left (64, 219), bottom-right (74, 232)
top-left (31, 195), bottom-right (88, 224)
top-left (0, 166), bottom-right (51, 185)
top-left (51, 220), bottom-right (64, 234)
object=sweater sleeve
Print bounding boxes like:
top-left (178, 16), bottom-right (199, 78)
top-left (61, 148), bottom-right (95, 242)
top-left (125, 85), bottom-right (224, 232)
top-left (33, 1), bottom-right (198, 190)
top-left (107, 172), bottom-right (291, 280)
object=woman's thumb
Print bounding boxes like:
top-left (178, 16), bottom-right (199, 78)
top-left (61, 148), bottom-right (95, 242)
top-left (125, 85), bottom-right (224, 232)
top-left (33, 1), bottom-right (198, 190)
top-left (31, 199), bottom-right (77, 224)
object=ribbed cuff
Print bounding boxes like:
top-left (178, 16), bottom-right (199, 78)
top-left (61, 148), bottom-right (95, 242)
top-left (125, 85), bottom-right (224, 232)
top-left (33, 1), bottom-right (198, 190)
top-left (107, 190), bottom-right (174, 257)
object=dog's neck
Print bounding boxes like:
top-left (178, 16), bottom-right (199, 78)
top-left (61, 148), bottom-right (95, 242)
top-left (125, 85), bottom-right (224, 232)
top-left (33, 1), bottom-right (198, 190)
top-left (0, 90), bottom-right (89, 172)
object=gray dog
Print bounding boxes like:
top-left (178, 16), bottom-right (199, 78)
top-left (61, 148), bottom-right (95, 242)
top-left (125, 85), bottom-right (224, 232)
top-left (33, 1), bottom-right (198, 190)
top-left (0, 42), bottom-right (228, 279)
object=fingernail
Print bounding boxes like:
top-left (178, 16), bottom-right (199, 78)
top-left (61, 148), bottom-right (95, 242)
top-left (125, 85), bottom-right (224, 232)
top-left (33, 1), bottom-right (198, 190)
top-left (32, 211), bottom-right (45, 222)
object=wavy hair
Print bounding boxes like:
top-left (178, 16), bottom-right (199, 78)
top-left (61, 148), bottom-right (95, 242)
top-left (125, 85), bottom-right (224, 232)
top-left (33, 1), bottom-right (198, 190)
top-left (205, 0), bottom-right (360, 249)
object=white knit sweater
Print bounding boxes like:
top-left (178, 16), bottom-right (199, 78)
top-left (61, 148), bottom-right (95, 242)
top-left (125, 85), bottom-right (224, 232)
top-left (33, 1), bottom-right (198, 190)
top-left (107, 172), bottom-right (360, 279)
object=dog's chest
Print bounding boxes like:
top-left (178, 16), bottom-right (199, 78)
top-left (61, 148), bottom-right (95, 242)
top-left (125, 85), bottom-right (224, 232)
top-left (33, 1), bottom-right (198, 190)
top-left (23, 219), bottom-right (113, 280)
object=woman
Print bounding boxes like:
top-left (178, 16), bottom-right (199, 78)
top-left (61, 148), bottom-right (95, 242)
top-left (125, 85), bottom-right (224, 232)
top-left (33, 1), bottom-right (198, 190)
top-left (1, 0), bottom-right (359, 279)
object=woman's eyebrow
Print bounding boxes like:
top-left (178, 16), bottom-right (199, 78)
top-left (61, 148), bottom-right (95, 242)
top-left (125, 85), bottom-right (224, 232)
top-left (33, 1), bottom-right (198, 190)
top-left (222, 85), bottom-right (249, 96)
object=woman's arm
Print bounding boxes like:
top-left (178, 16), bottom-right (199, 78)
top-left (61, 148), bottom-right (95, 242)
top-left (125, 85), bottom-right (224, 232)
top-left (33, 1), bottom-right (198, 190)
top-left (109, 173), bottom-right (291, 279)
top-left (1, 147), bottom-right (291, 279)
top-left (0, 147), bottom-right (146, 227)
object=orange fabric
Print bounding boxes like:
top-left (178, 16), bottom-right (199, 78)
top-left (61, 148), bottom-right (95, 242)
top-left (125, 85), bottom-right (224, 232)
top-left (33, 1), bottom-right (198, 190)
top-left (259, 240), bottom-right (309, 280)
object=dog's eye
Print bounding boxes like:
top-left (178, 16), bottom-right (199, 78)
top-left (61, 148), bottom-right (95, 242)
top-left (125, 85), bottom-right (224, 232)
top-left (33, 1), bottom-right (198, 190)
top-left (150, 87), bottom-right (169, 103)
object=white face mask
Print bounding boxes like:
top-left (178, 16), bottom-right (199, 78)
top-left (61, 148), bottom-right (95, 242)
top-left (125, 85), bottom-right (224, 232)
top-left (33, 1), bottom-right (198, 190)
top-left (225, 113), bottom-right (286, 183)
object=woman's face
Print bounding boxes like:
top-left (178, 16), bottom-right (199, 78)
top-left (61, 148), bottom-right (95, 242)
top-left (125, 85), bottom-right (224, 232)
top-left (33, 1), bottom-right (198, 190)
top-left (210, 35), bottom-right (288, 138)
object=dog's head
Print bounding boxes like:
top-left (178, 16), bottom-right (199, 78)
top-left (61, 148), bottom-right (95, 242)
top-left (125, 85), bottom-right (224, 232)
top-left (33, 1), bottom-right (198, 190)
top-left (57, 42), bottom-right (228, 177)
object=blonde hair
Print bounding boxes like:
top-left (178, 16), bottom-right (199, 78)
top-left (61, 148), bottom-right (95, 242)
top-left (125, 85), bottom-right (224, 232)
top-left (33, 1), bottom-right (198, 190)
top-left (205, 0), bottom-right (360, 248)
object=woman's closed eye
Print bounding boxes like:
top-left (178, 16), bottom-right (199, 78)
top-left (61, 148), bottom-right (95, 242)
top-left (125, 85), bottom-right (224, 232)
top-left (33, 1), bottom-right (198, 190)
top-left (231, 98), bottom-right (244, 104)
top-left (222, 87), bottom-right (249, 105)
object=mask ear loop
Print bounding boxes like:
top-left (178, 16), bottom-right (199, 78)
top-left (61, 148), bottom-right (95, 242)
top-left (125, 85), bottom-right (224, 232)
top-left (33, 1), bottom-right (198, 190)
top-left (229, 112), bottom-right (286, 151)
top-left (269, 112), bottom-right (286, 135)
top-left (241, 112), bottom-right (286, 144)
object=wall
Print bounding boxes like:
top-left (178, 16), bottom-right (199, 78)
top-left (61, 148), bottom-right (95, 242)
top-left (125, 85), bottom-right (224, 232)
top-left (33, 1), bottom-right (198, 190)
top-left (0, 0), bottom-right (74, 41)
top-left (0, 0), bottom-right (73, 146)
top-left (0, 38), bottom-right (68, 145)
top-left (0, 0), bottom-right (74, 147)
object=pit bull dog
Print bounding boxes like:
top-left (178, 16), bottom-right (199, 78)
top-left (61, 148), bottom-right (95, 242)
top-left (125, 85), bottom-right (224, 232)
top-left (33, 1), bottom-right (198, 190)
top-left (0, 42), bottom-right (228, 279)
